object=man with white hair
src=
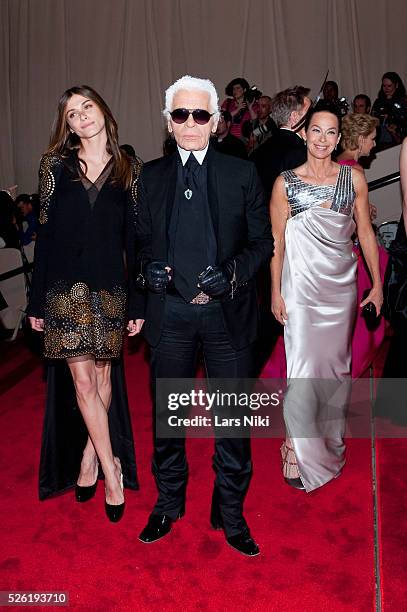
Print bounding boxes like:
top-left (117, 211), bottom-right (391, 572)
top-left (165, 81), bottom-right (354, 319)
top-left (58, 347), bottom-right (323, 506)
top-left (133, 75), bottom-right (273, 556)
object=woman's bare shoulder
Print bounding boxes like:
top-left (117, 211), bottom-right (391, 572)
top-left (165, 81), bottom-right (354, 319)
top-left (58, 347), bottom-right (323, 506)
top-left (350, 164), bottom-right (367, 190)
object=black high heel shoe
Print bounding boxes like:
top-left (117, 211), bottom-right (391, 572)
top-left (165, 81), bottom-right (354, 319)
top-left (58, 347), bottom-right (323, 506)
top-left (105, 459), bottom-right (125, 523)
top-left (75, 480), bottom-right (98, 502)
top-left (75, 461), bottom-right (99, 502)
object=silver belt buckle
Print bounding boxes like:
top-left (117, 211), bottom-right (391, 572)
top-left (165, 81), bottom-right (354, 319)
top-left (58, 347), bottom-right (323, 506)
top-left (190, 291), bottom-right (211, 304)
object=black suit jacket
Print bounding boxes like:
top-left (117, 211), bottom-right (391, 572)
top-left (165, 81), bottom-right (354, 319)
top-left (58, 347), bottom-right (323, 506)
top-left (134, 147), bottom-right (273, 349)
top-left (211, 133), bottom-right (248, 159)
top-left (250, 129), bottom-right (307, 202)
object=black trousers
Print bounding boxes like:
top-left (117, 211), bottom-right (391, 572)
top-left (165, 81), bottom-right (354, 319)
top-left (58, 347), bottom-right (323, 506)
top-left (150, 294), bottom-right (255, 537)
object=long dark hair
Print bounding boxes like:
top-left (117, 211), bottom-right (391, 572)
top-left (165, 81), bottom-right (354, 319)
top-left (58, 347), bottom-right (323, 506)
top-left (47, 85), bottom-right (132, 188)
top-left (377, 71), bottom-right (406, 102)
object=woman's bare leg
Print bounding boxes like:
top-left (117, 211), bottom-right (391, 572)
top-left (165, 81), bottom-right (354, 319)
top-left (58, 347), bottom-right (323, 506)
top-left (77, 359), bottom-right (112, 486)
top-left (95, 359), bottom-right (113, 409)
top-left (67, 356), bottom-right (123, 505)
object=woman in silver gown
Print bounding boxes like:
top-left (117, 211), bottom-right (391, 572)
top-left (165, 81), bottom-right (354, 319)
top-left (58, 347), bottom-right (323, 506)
top-left (270, 107), bottom-right (383, 492)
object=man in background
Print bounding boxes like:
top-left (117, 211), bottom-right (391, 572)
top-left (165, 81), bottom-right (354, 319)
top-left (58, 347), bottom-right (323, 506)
top-left (244, 95), bottom-right (277, 154)
top-left (352, 94), bottom-right (371, 114)
top-left (250, 85), bottom-right (310, 202)
top-left (212, 109), bottom-right (247, 158)
top-left (15, 194), bottom-right (38, 247)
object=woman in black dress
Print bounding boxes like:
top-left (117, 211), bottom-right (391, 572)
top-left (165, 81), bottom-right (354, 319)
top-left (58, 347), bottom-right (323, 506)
top-left (28, 86), bottom-right (142, 521)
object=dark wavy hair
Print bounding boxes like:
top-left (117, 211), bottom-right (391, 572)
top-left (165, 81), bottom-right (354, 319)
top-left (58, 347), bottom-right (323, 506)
top-left (377, 72), bottom-right (406, 101)
top-left (47, 85), bottom-right (132, 188)
top-left (225, 78), bottom-right (250, 97)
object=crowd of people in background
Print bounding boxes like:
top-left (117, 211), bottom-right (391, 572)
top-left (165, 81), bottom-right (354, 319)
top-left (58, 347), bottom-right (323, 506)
top-left (155, 70), bottom-right (407, 166)
top-left (2, 70), bottom-right (406, 246)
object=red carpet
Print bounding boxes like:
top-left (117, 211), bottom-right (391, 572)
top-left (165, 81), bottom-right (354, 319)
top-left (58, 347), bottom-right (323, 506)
top-left (376, 439), bottom-right (407, 608)
top-left (0, 338), bottom-right (396, 611)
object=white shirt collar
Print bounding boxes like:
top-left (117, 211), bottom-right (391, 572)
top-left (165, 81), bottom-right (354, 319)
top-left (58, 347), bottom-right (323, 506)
top-left (177, 144), bottom-right (209, 166)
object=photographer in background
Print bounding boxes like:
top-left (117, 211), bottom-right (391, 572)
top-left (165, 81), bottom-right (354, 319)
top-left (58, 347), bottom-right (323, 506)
top-left (323, 80), bottom-right (349, 117)
top-left (221, 77), bottom-right (259, 140)
top-left (243, 95), bottom-right (277, 154)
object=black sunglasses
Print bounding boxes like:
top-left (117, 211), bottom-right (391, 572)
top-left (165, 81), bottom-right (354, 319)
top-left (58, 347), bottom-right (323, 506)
top-left (169, 108), bottom-right (214, 125)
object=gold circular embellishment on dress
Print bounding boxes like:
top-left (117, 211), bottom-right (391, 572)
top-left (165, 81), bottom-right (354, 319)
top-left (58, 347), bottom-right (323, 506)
top-left (62, 332), bottom-right (81, 350)
top-left (76, 306), bottom-right (93, 324)
top-left (44, 330), bottom-right (63, 355)
top-left (50, 294), bottom-right (71, 316)
top-left (70, 282), bottom-right (90, 303)
top-left (93, 320), bottom-right (105, 349)
top-left (106, 330), bottom-right (122, 353)
top-left (38, 170), bottom-right (56, 225)
top-left (39, 209), bottom-right (48, 224)
top-left (77, 325), bottom-right (93, 346)
top-left (131, 179), bottom-right (138, 206)
top-left (100, 290), bottom-right (122, 318)
top-left (40, 169), bottom-right (55, 197)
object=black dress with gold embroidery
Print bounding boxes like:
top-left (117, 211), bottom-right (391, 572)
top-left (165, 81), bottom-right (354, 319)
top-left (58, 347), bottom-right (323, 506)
top-left (28, 151), bottom-right (141, 359)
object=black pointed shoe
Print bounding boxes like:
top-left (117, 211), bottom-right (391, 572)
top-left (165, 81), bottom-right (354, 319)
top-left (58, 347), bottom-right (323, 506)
top-left (138, 514), bottom-right (175, 543)
top-left (226, 529), bottom-right (260, 556)
top-left (210, 493), bottom-right (260, 557)
top-left (75, 480), bottom-right (98, 502)
top-left (284, 477), bottom-right (305, 490)
top-left (138, 506), bottom-right (184, 543)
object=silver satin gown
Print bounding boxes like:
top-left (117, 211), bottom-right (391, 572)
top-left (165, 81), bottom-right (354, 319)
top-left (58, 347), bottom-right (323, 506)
top-left (281, 164), bottom-right (357, 491)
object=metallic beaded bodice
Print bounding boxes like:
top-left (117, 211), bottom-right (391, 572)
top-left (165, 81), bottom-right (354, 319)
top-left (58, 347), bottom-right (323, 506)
top-left (282, 165), bottom-right (355, 218)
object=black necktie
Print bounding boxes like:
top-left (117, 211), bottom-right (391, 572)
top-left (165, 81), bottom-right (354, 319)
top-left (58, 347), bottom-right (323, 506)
top-left (183, 154), bottom-right (200, 199)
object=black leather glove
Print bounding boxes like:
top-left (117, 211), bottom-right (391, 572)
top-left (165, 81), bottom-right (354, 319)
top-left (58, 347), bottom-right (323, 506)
top-left (144, 261), bottom-right (172, 293)
top-left (197, 261), bottom-right (235, 298)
